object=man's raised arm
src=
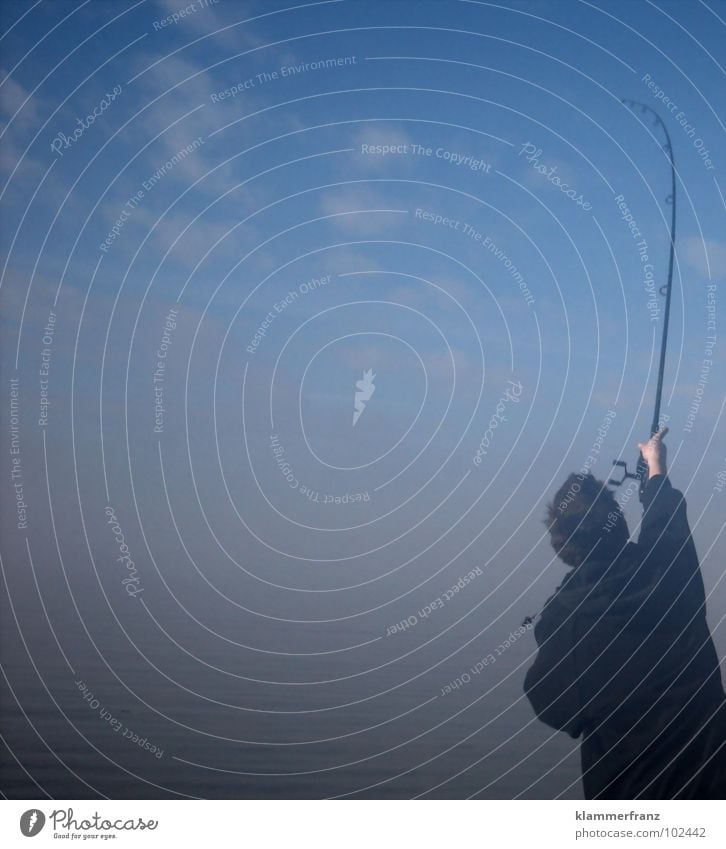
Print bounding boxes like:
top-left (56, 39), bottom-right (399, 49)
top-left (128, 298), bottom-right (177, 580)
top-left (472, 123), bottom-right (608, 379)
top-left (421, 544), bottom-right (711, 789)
top-left (635, 428), bottom-right (706, 613)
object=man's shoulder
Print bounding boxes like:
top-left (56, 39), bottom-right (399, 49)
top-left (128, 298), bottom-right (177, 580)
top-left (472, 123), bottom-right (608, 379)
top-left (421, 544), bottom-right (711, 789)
top-left (542, 546), bottom-right (642, 617)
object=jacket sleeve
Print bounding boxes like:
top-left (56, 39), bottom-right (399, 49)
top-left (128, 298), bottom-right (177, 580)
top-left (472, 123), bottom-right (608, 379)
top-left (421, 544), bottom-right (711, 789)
top-left (637, 475), bottom-right (706, 615)
top-left (523, 601), bottom-right (586, 738)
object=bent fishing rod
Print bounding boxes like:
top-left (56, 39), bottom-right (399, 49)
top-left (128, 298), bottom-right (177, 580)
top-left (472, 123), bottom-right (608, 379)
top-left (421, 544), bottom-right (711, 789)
top-left (609, 99), bottom-right (677, 504)
top-left (521, 102), bottom-right (677, 628)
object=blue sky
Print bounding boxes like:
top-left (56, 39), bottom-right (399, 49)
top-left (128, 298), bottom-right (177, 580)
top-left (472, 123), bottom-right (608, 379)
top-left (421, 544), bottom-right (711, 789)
top-left (0, 0), bottom-right (724, 798)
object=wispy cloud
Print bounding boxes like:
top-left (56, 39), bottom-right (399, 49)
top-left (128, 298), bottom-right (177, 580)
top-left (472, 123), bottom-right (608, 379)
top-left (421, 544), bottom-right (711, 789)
top-left (683, 235), bottom-right (726, 278)
top-left (318, 186), bottom-right (408, 235)
top-left (352, 125), bottom-right (416, 170)
top-left (0, 69), bottom-right (46, 185)
top-left (152, 0), bottom-right (263, 52)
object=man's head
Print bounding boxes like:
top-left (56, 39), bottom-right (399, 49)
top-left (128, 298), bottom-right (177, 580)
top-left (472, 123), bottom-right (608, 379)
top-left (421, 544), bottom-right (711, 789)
top-left (545, 473), bottom-right (629, 568)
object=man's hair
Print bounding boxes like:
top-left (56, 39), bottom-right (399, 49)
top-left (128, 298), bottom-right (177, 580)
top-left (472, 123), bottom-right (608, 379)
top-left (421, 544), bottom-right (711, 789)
top-left (545, 473), bottom-right (628, 568)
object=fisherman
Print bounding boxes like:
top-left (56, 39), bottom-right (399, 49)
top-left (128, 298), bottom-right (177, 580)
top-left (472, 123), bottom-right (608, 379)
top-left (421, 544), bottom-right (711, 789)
top-left (524, 428), bottom-right (726, 798)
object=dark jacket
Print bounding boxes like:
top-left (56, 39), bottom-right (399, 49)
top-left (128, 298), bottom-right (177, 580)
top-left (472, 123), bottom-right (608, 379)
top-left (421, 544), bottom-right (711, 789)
top-left (525, 475), bottom-right (726, 799)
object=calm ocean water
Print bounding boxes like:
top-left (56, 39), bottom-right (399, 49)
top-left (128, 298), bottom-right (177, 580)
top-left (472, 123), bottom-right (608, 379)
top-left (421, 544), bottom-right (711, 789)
top-left (1, 615), bottom-right (582, 799)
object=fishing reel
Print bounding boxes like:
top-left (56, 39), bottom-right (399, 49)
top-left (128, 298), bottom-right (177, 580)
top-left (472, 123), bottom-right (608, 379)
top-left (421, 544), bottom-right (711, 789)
top-left (609, 454), bottom-right (649, 501)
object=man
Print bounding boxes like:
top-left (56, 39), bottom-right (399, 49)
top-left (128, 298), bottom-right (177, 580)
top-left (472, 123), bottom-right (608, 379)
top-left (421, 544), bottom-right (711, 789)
top-left (525, 428), bottom-right (726, 798)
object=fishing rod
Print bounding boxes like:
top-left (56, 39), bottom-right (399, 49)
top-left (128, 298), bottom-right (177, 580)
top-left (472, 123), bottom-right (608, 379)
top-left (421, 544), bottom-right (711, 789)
top-left (521, 102), bottom-right (677, 629)
top-left (609, 99), bottom-right (677, 504)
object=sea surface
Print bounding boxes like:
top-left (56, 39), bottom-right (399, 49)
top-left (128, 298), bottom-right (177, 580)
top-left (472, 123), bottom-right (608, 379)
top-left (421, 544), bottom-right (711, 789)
top-left (1, 612), bottom-right (582, 800)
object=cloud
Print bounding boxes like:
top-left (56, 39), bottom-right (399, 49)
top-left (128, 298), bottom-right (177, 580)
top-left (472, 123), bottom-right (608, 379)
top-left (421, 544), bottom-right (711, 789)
top-left (130, 53), bottom-right (239, 198)
top-left (0, 69), bottom-right (46, 185)
top-left (129, 45), bottom-right (307, 209)
top-left (321, 248), bottom-right (383, 279)
top-left (152, 0), bottom-right (262, 52)
top-left (353, 125), bottom-right (416, 169)
top-left (516, 142), bottom-right (592, 205)
top-left (100, 200), bottom-right (260, 267)
top-left (0, 72), bottom-right (41, 129)
top-left (423, 346), bottom-right (479, 383)
top-left (318, 186), bottom-right (409, 235)
top-left (683, 236), bottom-right (726, 278)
